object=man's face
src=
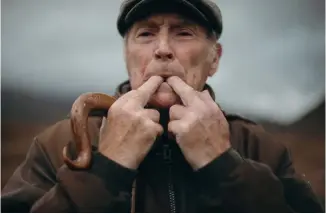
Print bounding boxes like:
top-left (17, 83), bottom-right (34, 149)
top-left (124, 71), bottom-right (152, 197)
top-left (124, 13), bottom-right (221, 108)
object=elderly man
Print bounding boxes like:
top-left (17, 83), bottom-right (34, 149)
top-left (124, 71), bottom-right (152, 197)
top-left (1, 0), bottom-right (323, 212)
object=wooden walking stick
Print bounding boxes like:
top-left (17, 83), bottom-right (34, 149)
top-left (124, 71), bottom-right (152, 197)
top-left (62, 93), bottom-right (116, 169)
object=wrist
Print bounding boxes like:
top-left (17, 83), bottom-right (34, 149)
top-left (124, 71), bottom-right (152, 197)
top-left (188, 141), bottom-right (231, 170)
top-left (100, 150), bottom-right (140, 170)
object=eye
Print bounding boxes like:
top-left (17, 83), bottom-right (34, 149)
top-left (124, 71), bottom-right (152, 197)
top-left (178, 31), bottom-right (191, 36)
top-left (176, 30), bottom-right (194, 37)
top-left (137, 31), bottom-right (154, 37)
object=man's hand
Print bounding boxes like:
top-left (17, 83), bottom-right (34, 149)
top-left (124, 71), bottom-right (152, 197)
top-left (167, 76), bottom-right (231, 170)
top-left (98, 76), bottom-right (164, 169)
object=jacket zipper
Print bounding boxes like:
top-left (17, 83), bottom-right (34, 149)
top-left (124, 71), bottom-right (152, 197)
top-left (163, 144), bottom-right (176, 213)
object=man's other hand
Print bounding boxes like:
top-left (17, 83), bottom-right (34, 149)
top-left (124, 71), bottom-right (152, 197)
top-left (167, 76), bottom-right (231, 170)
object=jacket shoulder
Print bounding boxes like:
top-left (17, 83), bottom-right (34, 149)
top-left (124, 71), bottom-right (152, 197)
top-left (225, 113), bottom-right (265, 133)
top-left (35, 116), bottom-right (103, 170)
top-left (225, 113), bottom-right (289, 172)
top-left (225, 113), bottom-right (258, 126)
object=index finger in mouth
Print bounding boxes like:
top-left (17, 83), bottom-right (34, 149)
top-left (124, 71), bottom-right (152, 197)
top-left (136, 76), bottom-right (164, 106)
top-left (167, 76), bottom-right (196, 106)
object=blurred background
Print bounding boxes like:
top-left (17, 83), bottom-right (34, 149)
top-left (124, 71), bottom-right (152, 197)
top-left (1, 0), bottom-right (325, 204)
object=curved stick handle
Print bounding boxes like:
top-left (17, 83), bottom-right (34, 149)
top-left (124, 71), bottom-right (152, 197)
top-left (63, 93), bottom-right (116, 169)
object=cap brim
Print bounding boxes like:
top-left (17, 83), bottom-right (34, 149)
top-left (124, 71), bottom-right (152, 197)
top-left (123, 0), bottom-right (212, 32)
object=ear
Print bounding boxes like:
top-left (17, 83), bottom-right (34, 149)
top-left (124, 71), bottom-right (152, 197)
top-left (122, 31), bottom-right (131, 61)
top-left (208, 43), bottom-right (222, 77)
top-left (123, 38), bottom-right (128, 62)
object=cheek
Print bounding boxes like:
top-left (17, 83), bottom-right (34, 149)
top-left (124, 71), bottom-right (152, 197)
top-left (177, 46), bottom-right (211, 90)
top-left (126, 46), bottom-right (151, 89)
top-left (185, 69), bottom-right (206, 91)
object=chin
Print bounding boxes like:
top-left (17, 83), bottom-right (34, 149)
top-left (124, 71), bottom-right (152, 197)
top-left (148, 92), bottom-right (179, 109)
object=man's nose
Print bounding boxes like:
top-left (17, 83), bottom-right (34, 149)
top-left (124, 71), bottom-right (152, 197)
top-left (154, 40), bottom-right (174, 61)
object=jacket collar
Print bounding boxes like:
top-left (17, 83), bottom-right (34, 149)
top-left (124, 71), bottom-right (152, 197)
top-left (87, 80), bottom-right (255, 126)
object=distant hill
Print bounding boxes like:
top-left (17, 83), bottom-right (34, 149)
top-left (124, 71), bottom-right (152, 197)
top-left (2, 89), bottom-right (73, 123)
top-left (260, 100), bottom-right (324, 134)
top-left (288, 100), bottom-right (324, 134)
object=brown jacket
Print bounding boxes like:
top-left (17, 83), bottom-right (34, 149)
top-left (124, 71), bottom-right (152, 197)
top-left (1, 82), bottom-right (324, 213)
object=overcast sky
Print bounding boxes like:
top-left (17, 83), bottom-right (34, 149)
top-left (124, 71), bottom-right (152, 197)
top-left (2, 0), bottom-right (325, 124)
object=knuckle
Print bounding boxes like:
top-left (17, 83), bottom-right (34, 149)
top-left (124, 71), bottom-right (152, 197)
top-left (169, 105), bottom-right (177, 113)
top-left (179, 122), bottom-right (191, 134)
top-left (154, 124), bottom-right (163, 134)
top-left (109, 98), bottom-right (123, 110)
top-left (143, 120), bottom-right (160, 136)
top-left (187, 111), bottom-right (200, 121)
top-left (153, 109), bottom-right (160, 115)
top-left (143, 118), bottom-right (154, 128)
top-left (143, 109), bottom-right (160, 122)
top-left (169, 107), bottom-right (174, 116)
top-left (155, 111), bottom-right (160, 118)
top-left (131, 111), bottom-right (144, 121)
top-left (108, 103), bottom-right (122, 116)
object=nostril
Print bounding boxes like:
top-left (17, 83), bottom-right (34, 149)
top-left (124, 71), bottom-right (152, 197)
top-left (154, 50), bottom-right (174, 61)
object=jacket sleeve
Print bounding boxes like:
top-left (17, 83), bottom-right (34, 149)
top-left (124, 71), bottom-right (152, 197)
top-left (1, 138), bottom-right (137, 213)
top-left (194, 147), bottom-right (324, 213)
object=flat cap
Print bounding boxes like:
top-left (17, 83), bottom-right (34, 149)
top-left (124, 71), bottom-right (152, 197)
top-left (117, 0), bottom-right (223, 39)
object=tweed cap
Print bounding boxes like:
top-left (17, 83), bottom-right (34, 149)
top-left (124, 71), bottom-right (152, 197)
top-left (117, 0), bottom-right (223, 39)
